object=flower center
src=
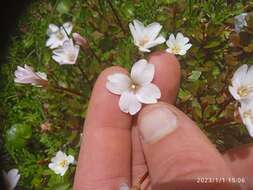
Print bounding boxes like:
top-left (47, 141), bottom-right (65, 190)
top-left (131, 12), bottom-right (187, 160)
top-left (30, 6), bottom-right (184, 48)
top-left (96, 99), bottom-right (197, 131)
top-left (129, 83), bottom-right (139, 93)
top-left (237, 86), bottom-right (253, 97)
top-left (172, 45), bottom-right (180, 54)
top-left (139, 36), bottom-right (149, 47)
top-left (243, 111), bottom-right (253, 122)
top-left (59, 160), bottom-right (68, 168)
top-left (56, 32), bottom-right (65, 40)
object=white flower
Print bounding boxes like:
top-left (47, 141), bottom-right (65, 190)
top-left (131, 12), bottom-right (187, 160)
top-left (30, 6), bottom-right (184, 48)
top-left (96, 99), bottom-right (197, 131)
top-left (229, 64), bottom-right (253, 101)
top-left (48, 151), bottom-right (75, 176)
top-left (166, 33), bottom-right (192, 55)
top-left (3, 169), bottom-right (20, 190)
top-left (46, 22), bottom-right (73, 49)
top-left (106, 59), bottom-right (161, 115)
top-left (129, 20), bottom-right (165, 52)
top-left (239, 100), bottom-right (253, 137)
top-left (14, 65), bottom-right (48, 86)
top-left (234, 13), bottom-right (248, 33)
top-left (52, 39), bottom-right (80, 65)
top-left (119, 183), bottom-right (130, 190)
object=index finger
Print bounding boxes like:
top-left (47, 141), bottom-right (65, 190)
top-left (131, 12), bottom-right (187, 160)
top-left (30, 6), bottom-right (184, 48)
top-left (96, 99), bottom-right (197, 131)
top-left (73, 66), bottom-right (132, 190)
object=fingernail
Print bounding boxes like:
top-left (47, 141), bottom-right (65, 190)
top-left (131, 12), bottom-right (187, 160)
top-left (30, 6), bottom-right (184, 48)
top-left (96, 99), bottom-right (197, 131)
top-left (139, 106), bottom-right (177, 144)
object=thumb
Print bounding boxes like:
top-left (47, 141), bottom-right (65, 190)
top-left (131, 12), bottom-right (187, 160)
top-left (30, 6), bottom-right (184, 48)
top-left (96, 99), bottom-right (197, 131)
top-left (136, 102), bottom-right (240, 190)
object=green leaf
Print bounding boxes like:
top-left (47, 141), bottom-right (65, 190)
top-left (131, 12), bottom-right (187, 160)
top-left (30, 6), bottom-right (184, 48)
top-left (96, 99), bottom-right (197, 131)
top-left (5, 124), bottom-right (32, 149)
top-left (51, 183), bottom-right (70, 190)
top-left (178, 88), bottom-right (192, 102)
top-left (204, 40), bottom-right (220, 49)
top-left (188, 70), bottom-right (202, 81)
top-left (56, 0), bottom-right (71, 14)
top-left (212, 66), bottom-right (220, 76)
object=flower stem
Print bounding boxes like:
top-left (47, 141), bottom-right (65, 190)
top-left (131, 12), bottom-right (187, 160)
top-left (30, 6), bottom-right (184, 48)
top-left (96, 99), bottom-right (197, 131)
top-left (88, 45), bottom-right (101, 63)
top-left (76, 64), bottom-right (92, 90)
top-left (53, 85), bottom-right (82, 97)
top-left (205, 118), bottom-right (236, 128)
top-left (107, 0), bottom-right (126, 34)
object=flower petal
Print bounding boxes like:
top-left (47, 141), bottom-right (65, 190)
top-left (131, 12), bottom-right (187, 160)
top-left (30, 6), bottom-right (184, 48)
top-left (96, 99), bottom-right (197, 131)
top-left (52, 55), bottom-right (63, 65)
top-left (46, 36), bottom-right (57, 47)
top-left (244, 117), bottom-right (253, 137)
top-left (62, 22), bottom-right (73, 35)
top-left (145, 22), bottom-right (163, 40)
top-left (166, 34), bottom-right (176, 48)
top-left (119, 91), bottom-right (142, 115)
top-left (62, 39), bottom-right (74, 49)
top-left (144, 35), bottom-right (165, 49)
top-left (119, 183), bottom-right (130, 190)
top-left (138, 47), bottom-right (151, 52)
top-left (176, 32), bottom-right (190, 45)
top-left (133, 19), bottom-right (144, 35)
top-left (67, 155), bottom-right (75, 164)
top-left (239, 103), bottom-right (253, 137)
top-left (131, 59), bottom-right (154, 85)
top-left (36, 72), bottom-right (48, 81)
top-left (5, 169), bottom-right (20, 190)
top-left (106, 73), bottom-right (131, 95)
top-left (47, 24), bottom-right (59, 36)
top-left (136, 83), bottom-right (161, 104)
top-left (182, 43), bottom-right (192, 51)
top-left (129, 22), bottom-right (138, 42)
top-left (232, 64), bottom-right (248, 85)
top-left (228, 85), bottom-right (240, 100)
top-left (178, 49), bottom-right (187, 55)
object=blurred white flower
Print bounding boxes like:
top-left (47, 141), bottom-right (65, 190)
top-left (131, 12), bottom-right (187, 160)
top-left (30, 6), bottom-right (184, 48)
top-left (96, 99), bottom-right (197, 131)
top-left (106, 59), bottom-right (161, 115)
top-left (229, 64), bottom-right (253, 101)
top-left (119, 183), bottom-right (130, 190)
top-left (52, 39), bottom-right (80, 65)
top-left (46, 22), bottom-right (73, 49)
top-left (166, 33), bottom-right (192, 55)
top-left (129, 20), bottom-right (165, 52)
top-left (48, 151), bottom-right (75, 176)
top-left (239, 100), bottom-right (253, 137)
top-left (14, 65), bottom-right (48, 86)
top-left (234, 13), bottom-right (248, 33)
top-left (3, 169), bottom-right (20, 190)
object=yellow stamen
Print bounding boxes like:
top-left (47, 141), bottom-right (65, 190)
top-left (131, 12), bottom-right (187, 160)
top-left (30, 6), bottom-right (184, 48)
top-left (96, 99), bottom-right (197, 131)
top-left (57, 32), bottom-right (65, 40)
top-left (172, 46), bottom-right (180, 54)
top-left (139, 36), bottom-right (149, 47)
top-left (238, 86), bottom-right (250, 97)
top-left (59, 160), bottom-right (68, 167)
top-left (130, 84), bottom-right (137, 90)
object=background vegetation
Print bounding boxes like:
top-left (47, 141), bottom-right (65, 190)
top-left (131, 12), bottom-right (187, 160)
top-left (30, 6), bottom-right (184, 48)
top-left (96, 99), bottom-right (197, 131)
top-left (1, 0), bottom-right (253, 189)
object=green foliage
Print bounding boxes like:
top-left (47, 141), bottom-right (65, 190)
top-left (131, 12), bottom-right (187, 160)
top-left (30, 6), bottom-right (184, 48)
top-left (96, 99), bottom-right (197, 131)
top-left (0, 0), bottom-right (253, 189)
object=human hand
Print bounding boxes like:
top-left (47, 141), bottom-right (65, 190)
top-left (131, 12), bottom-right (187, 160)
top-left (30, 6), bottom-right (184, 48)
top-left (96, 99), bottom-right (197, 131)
top-left (73, 52), bottom-right (253, 190)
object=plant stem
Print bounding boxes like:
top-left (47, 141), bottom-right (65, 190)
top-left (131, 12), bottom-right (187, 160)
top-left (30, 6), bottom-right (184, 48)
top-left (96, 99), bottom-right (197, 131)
top-left (107, 0), bottom-right (126, 34)
top-left (53, 85), bottom-right (82, 97)
top-left (88, 45), bottom-right (101, 63)
top-left (214, 96), bottom-right (233, 118)
top-left (205, 118), bottom-right (236, 128)
top-left (77, 64), bottom-right (92, 90)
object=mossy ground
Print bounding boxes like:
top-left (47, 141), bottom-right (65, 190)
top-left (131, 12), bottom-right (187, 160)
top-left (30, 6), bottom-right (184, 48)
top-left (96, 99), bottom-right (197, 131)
top-left (1, 0), bottom-right (253, 189)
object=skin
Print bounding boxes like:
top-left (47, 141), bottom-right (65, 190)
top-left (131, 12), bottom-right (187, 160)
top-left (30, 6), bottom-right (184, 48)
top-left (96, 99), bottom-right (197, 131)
top-left (73, 52), bottom-right (253, 190)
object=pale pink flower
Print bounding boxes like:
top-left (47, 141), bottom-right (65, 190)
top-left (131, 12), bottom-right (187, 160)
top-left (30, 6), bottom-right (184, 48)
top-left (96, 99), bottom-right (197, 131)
top-left (106, 59), bottom-right (161, 115)
top-left (14, 65), bottom-right (48, 86)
